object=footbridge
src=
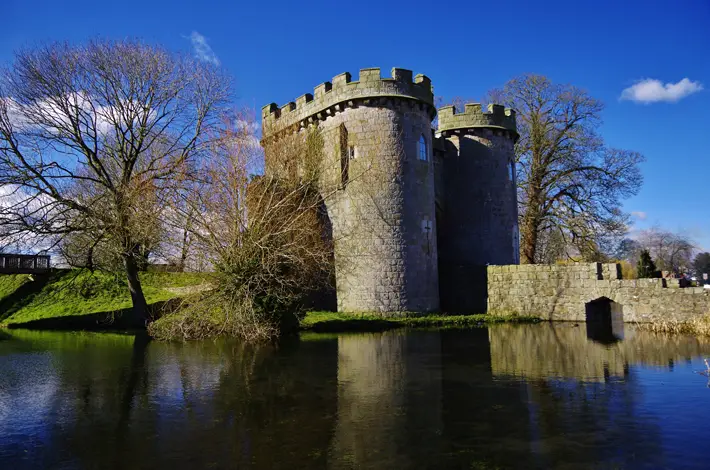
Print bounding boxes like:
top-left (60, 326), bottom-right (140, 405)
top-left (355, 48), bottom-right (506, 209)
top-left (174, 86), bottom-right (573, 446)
top-left (0, 254), bottom-right (51, 274)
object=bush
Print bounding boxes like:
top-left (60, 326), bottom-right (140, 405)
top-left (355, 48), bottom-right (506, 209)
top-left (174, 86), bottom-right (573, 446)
top-left (150, 179), bottom-right (331, 342)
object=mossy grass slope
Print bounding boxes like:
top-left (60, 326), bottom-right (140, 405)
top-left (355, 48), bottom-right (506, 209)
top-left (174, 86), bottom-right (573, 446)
top-left (0, 274), bottom-right (31, 304)
top-left (300, 311), bottom-right (540, 333)
top-left (0, 270), bottom-right (212, 327)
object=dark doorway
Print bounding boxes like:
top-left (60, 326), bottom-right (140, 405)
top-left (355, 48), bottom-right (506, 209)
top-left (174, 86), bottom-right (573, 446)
top-left (585, 297), bottom-right (624, 345)
top-left (303, 197), bottom-right (337, 312)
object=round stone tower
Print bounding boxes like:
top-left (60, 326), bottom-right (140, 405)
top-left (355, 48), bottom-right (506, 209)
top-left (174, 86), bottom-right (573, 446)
top-left (261, 67), bottom-right (439, 313)
top-left (435, 103), bottom-right (519, 312)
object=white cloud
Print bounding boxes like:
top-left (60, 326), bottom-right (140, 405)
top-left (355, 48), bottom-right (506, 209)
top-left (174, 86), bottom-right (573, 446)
top-left (3, 93), bottom-right (156, 138)
top-left (631, 211), bottom-right (648, 221)
top-left (620, 78), bottom-right (703, 104)
top-left (188, 31), bottom-right (220, 66)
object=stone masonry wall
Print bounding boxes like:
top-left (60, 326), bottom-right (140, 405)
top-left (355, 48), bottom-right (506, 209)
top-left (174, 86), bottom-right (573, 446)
top-left (436, 116), bottom-right (519, 313)
top-left (488, 263), bottom-right (710, 322)
top-left (438, 103), bottom-right (516, 134)
top-left (440, 130), bottom-right (519, 267)
top-left (320, 102), bottom-right (439, 312)
top-left (262, 68), bottom-right (438, 313)
top-left (262, 68), bottom-right (432, 137)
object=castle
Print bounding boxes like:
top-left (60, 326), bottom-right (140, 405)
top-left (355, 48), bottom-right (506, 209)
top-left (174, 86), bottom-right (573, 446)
top-left (261, 67), bottom-right (519, 313)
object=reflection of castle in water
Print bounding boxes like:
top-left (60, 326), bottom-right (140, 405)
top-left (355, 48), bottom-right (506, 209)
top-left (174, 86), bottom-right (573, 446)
top-left (6, 325), bottom-right (704, 468)
top-left (329, 331), bottom-right (443, 469)
top-left (327, 325), bottom-right (703, 467)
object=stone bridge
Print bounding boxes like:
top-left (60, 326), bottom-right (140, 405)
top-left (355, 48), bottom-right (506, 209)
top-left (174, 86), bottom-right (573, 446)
top-left (487, 263), bottom-right (710, 323)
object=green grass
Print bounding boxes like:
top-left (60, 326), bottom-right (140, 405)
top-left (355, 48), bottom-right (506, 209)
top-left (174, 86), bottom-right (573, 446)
top-left (0, 274), bottom-right (30, 303)
top-left (300, 311), bottom-right (541, 333)
top-left (0, 270), bottom-right (213, 327)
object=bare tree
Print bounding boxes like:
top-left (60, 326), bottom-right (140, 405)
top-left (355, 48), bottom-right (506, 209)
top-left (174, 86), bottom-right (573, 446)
top-left (487, 74), bottom-right (644, 264)
top-left (0, 39), bottom-right (230, 321)
top-left (636, 227), bottom-right (695, 274)
top-left (150, 111), bottom-right (336, 341)
top-left (533, 226), bottom-right (567, 264)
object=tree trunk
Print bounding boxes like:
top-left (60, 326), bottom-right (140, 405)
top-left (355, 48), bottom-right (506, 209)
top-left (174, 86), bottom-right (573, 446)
top-left (520, 180), bottom-right (543, 264)
top-left (520, 215), bottom-right (538, 264)
top-left (86, 245), bottom-right (94, 271)
top-left (124, 254), bottom-right (149, 324)
top-left (179, 226), bottom-right (190, 272)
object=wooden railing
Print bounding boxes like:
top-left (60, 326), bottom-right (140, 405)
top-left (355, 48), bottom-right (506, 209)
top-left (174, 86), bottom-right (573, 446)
top-left (0, 254), bottom-right (51, 274)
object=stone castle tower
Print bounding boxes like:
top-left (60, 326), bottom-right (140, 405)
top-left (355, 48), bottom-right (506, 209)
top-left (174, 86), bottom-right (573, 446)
top-left (261, 67), bottom-right (518, 313)
top-left (435, 104), bottom-right (519, 312)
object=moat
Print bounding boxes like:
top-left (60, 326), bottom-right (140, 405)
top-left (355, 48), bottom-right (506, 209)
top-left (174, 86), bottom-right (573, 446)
top-left (3, 324), bottom-right (710, 469)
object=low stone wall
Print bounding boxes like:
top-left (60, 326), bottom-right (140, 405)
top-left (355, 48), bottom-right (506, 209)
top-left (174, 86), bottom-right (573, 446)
top-left (487, 263), bottom-right (710, 323)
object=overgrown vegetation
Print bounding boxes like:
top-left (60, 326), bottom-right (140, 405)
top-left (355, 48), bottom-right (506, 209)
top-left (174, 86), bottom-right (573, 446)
top-left (150, 119), bottom-right (335, 342)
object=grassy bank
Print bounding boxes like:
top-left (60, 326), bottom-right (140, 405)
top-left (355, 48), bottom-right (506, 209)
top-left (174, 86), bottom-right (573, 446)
top-left (300, 311), bottom-right (541, 333)
top-left (0, 270), bottom-right (212, 328)
top-left (1, 272), bottom-right (539, 334)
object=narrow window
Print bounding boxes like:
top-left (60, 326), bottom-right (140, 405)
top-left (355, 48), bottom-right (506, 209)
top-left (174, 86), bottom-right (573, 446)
top-left (339, 124), bottom-right (349, 188)
top-left (421, 219), bottom-right (433, 254)
top-left (418, 134), bottom-right (428, 161)
top-left (508, 160), bottom-right (515, 182)
top-left (349, 146), bottom-right (356, 160)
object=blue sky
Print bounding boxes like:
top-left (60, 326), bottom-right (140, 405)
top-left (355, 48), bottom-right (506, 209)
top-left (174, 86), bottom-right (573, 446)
top-left (3, 0), bottom-right (709, 249)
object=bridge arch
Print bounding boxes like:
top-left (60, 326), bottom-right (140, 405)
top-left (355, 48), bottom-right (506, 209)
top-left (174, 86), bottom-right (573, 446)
top-left (584, 296), bottom-right (624, 344)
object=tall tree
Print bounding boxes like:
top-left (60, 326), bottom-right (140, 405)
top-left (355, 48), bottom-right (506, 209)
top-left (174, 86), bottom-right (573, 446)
top-left (637, 249), bottom-right (657, 278)
top-left (692, 252), bottom-right (710, 280)
top-left (0, 39), bottom-right (230, 321)
top-left (487, 75), bottom-right (644, 264)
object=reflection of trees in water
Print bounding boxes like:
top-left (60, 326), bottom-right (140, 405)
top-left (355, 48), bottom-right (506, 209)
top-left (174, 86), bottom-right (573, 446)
top-left (2, 331), bottom-right (339, 469)
top-left (0, 330), bottom-right (140, 467)
top-left (204, 337), bottom-right (339, 468)
top-left (2, 325), bottom-right (696, 468)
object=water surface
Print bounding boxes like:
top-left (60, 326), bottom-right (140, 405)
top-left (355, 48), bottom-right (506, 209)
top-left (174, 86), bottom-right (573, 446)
top-left (2, 324), bottom-right (710, 469)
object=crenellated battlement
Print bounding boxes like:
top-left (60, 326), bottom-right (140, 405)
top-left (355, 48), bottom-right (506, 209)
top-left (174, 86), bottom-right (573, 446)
top-left (437, 103), bottom-right (517, 137)
top-left (261, 67), bottom-right (434, 139)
